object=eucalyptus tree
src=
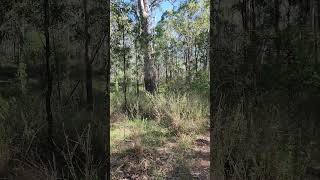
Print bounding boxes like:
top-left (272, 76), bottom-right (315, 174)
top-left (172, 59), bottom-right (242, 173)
top-left (138, 0), bottom-right (157, 94)
top-left (43, 0), bottom-right (53, 145)
top-left (82, 0), bottom-right (93, 111)
top-left (103, 1), bottom-right (110, 179)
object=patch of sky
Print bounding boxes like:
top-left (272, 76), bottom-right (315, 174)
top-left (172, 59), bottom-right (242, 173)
top-left (152, 0), bottom-right (182, 26)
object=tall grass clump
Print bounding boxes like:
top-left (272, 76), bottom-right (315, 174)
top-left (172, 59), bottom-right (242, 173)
top-left (116, 91), bottom-right (209, 135)
top-left (0, 91), bottom-right (107, 180)
top-left (110, 88), bottom-right (210, 179)
top-left (211, 94), bottom-right (319, 180)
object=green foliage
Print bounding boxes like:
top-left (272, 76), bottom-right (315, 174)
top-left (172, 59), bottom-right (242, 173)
top-left (190, 71), bottom-right (209, 95)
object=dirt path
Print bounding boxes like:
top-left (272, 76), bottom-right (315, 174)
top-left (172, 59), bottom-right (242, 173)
top-left (190, 135), bottom-right (210, 179)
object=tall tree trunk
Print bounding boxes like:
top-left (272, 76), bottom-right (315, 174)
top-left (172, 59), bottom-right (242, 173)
top-left (138, 0), bottom-right (157, 94)
top-left (52, 35), bottom-right (62, 106)
top-left (18, 24), bottom-right (26, 94)
top-left (185, 47), bottom-right (191, 83)
top-left (210, 0), bottom-right (223, 178)
top-left (241, 0), bottom-right (249, 32)
top-left (169, 50), bottom-right (173, 79)
top-left (203, 47), bottom-right (208, 70)
top-left (83, 0), bottom-right (93, 111)
top-left (157, 62), bottom-right (160, 83)
top-left (13, 38), bottom-right (16, 65)
top-left (136, 50), bottom-right (140, 95)
top-left (250, 0), bottom-right (256, 36)
top-left (185, 49), bottom-right (188, 74)
top-left (165, 49), bottom-right (168, 84)
top-left (210, 0), bottom-right (215, 177)
top-left (314, 0), bottom-right (319, 64)
top-left (100, 0), bottom-right (110, 179)
top-left (274, 0), bottom-right (280, 61)
top-left (44, 0), bottom-right (53, 146)
top-left (175, 53), bottom-right (178, 74)
top-left (318, 0), bottom-right (320, 30)
top-left (194, 37), bottom-right (198, 74)
top-left (122, 26), bottom-right (127, 110)
top-left (241, 0), bottom-right (249, 72)
top-left (287, 0), bottom-right (291, 27)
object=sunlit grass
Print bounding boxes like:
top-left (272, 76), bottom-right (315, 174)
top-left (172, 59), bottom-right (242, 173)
top-left (110, 92), bottom-right (209, 179)
top-left (111, 119), bottom-right (171, 152)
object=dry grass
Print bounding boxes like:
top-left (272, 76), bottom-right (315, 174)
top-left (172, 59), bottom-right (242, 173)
top-left (111, 92), bottom-right (209, 179)
top-left (211, 95), bottom-right (319, 180)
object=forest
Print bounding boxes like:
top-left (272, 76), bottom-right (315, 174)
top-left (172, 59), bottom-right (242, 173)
top-left (0, 0), bottom-right (320, 180)
top-left (210, 0), bottom-right (320, 179)
top-left (110, 0), bottom-right (209, 179)
top-left (0, 0), bottom-right (110, 179)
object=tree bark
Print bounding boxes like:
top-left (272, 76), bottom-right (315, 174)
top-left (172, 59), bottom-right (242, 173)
top-left (44, 0), bottom-right (53, 146)
top-left (83, 0), bottom-right (93, 111)
top-left (100, 0), bottom-right (110, 179)
top-left (136, 49), bottom-right (140, 95)
top-left (52, 35), bottom-right (62, 106)
top-left (195, 37), bottom-right (198, 73)
top-left (209, 0), bottom-right (223, 179)
top-left (185, 49), bottom-right (188, 73)
top-left (138, 0), bottom-right (157, 94)
top-left (165, 49), bottom-right (168, 84)
top-left (122, 25), bottom-right (127, 110)
top-left (314, 0), bottom-right (319, 64)
top-left (274, 0), bottom-right (280, 61)
top-left (241, 0), bottom-right (249, 71)
top-left (187, 46), bottom-right (191, 82)
top-left (209, 0), bottom-right (215, 176)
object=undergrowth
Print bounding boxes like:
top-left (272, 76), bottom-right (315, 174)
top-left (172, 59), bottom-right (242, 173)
top-left (0, 92), bottom-right (105, 179)
top-left (111, 90), bottom-right (209, 179)
top-left (211, 94), bottom-right (320, 180)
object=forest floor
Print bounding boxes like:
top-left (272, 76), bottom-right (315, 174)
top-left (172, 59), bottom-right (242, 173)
top-left (110, 115), bottom-right (210, 180)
